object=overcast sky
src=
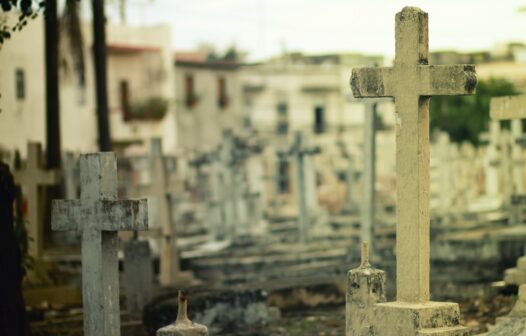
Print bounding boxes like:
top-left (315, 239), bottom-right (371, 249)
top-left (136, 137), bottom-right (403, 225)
top-left (114, 0), bottom-right (526, 61)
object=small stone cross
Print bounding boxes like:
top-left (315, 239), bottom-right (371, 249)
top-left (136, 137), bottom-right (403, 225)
top-left (52, 153), bottom-right (148, 336)
top-left (491, 95), bottom-right (526, 195)
top-left (351, 6), bottom-right (477, 302)
top-left (148, 139), bottom-right (179, 286)
top-left (288, 131), bottom-right (320, 243)
top-left (13, 142), bottom-right (60, 259)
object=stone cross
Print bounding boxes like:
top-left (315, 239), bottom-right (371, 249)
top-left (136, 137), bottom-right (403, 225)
top-left (13, 142), bottom-right (60, 259)
top-left (289, 131), bottom-right (320, 243)
top-left (351, 7), bottom-right (476, 302)
top-left (218, 130), bottom-right (240, 240)
top-left (491, 95), bottom-right (526, 196)
top-left (149, 139), bottom-right (179, 286)
top-left (52, 153), bottom-right (148, 336)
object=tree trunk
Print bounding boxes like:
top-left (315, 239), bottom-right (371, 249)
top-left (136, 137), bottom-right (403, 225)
top-left (45, 0), bottom-right (61, 168)
top-left (92, 0), bottom-right (112, 151)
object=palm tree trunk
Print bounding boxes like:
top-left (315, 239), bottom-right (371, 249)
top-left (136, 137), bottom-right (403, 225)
top-left (92, 0), bottom-right (112, 151)
top-left (45, 0), bottom-right (61, 168)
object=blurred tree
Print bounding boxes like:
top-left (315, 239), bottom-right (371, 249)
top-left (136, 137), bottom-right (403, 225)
top-left (430, 77), bottom-right (520, 145)
top-left (0, 0), bottom-right (44, 46)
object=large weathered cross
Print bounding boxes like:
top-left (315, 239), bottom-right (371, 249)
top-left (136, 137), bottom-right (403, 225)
top-left (351, 7), bottom-right (477, 303)
top-left (52, 153), bottom-right (148, 336)
top-left (144, 139), bottom-right (179, 286)
top-left (13, 142), bottom-right (60, 259)
top-left (491, 95), bottom-right (526, 195)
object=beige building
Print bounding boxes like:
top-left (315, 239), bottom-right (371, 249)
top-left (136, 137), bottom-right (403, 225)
top-left (174, 52), bottom-right (244, 153)
top-left (0, 14), bottom-right (177, 157)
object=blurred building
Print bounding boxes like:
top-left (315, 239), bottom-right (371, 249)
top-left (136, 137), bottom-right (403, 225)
top-left (0, 16), bottom-right (177, 156)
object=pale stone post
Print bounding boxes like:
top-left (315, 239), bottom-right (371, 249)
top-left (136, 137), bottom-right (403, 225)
top-left (156, 291), bottom-right (208, 336)
top-left (13, 142), bottom-right (60, 259)
top-left (491, 95), bottom-right (526, 197)
top-left (52, 153), bottom-right (148, 336)
top-left (351, 6), bottom-right (475, 334)
top-left (361, 101), bottom-right (377, 251)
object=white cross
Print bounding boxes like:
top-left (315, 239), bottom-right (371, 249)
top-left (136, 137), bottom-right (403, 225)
top-left (52, 153), bottom-right (148, 336)
top-left (351, 7), bottom-right (477, 303)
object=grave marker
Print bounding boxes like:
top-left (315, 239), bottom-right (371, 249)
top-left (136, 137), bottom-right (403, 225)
top-left (289, 131), bottom-right (320, 243)
top-left (13, 142), bottom-right (60, 259)
top-left (350, 6), bottom-right (475, 334)
top-left (491, 95), bottom-right (526, 197)
top-left (52, 153), bottom-right (148, 336)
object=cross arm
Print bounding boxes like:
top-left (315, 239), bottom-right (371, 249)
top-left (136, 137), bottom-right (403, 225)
top-left (351, 67), bottom-right (393, 98)
top-left (490, 95), bottom-right (526, 120)
top-left (52, 199), bottom-right (148, 231)
top-left (419, 65), bottom-right (477, 96)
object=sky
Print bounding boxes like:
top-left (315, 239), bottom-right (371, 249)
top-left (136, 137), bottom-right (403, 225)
top-left (112, 0), bottom-right (526, 61)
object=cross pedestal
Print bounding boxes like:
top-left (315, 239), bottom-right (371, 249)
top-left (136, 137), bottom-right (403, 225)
top-left (13, 142), bottom-right (60, 259)
top-left (52, 153), bottom-right (148, 336)
top-left (351, 7), bottom-right (476, 335)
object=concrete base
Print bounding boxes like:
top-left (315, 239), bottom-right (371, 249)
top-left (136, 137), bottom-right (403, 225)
top-left (373, 301), bottom-right (467, 336)
top-left (504, 256), bottom-right (526, 285)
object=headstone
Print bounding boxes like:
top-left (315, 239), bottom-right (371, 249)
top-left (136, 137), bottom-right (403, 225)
top-left (156, 291), bottom-right (208, 336)
top-left (13, 142), bottom-right (60, 259)
top-left (346, 242), bottom-right (386, 336)
top-left (436, 133), bottom-right (453, 214)
top-left (351, 6), bottom-right (475, 334)
top-left (52, 153), bottom-right (148, 336)
top-left (124, 239), bottom-right (153, 316)
top-left (501, 131), bottom-right (514, 206)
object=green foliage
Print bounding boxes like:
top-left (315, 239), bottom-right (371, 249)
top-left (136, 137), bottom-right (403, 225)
top-left (0, 0), bottom-right (45, 46)
top-left (129, 96), bottom-right (169, 121)
top-left (430, 77), bottom-right (520, 145)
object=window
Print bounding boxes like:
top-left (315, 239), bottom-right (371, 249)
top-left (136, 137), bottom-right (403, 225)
top-left (15, 68), bottom-right (25, 100)
top-left (185, 74), bottom-right (197, 108)
top-left (217, 77), bottom-right (228, 109)
top-left (276, 102), bottom-right (288, 134)
top-left (120, 80), bottom-right (131, 120)
top-left (277, 159), bottom-right (290, 193)
top-left (75, 61), bottom-right (86, 105)
top-left (314, 105), bottom-right (326, 134)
